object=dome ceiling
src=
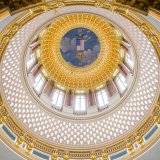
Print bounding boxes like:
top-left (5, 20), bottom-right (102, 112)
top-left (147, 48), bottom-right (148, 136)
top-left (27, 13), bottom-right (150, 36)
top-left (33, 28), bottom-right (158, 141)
top-left (1, 5), bottom-right (159, 147)
top-left (0, 1), bottom-right (160, 160)
top-left (41, 14), bottom-right (120, 89)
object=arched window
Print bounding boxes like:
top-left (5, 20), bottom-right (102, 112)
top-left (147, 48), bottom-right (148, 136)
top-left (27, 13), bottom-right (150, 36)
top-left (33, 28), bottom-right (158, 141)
top-left (125, 53), bottom-right (133, 70)
top-left (115, 73), bottom-right (127, 93)
top-left (52, 89), bottom-right (64, 109)
top-left (96, 89), bottom-right (109, 109)
top-left (74, 95), bottom-right (86, 112)
top-left (27, 53), bottom-right (36, 69)
top-left (33, 73), bottom-right (45, 93)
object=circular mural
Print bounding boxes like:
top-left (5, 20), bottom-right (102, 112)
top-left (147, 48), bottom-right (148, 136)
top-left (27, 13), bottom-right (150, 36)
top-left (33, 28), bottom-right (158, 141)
top-left (60, 28), bottom-right (100, 67)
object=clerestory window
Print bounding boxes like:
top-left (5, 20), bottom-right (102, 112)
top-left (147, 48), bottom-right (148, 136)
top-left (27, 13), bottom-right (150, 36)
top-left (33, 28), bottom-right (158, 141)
top-left (27, 53), bottom-right (36, 69)
top-left (33, 73), bottom-right (45, 93)
top-left (125, 53), bottom-right (134, 70)
top-left (74, 95), bottom-right (86, 111)
top-left (115, 73), bottom-right (127, 93)
top-left (52, 89), bottom-right (64, 109)
top-left (96, 89), bottom-right (109, 108)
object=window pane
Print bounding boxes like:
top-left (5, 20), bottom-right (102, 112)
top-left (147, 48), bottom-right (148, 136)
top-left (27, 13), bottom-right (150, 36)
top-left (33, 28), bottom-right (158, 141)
top-left (118, 80), bottom-right (125, 92)
top-left (75, 98), bottom-right (80, 111)
top-left (125, 54), bottom-right (133, 69)
top-left (35, 80), bottom-right (43, 92)
top-left (102, 92), bottom-right (108, 105)
top-left (35, 74), bottom-right (41, 83)
top-left (81, 98), bottom-right (86, 111)
top-left (57, 94), bottom-right (63, 107)
top-left (27, 54), bottom-right (35, 69)
top-left (52, 92), bottom-right (58, 105)
top-left (120, 74), bottom-right (126, 83)
top-left (98, 94), bottom-right (103, 107)
top-left (74, 95), bottom-right (86, 111)
top-left (27, 61), bottom-right (32, 68)
top-left (128, 59), bottom-right (133, 68)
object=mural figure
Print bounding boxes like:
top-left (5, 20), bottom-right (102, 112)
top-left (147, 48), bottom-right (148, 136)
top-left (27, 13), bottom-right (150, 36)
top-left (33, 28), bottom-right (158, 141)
top-left (75, 34), bottom-right (86, 61)
top-left (60, 28), bottom-right (100, 67)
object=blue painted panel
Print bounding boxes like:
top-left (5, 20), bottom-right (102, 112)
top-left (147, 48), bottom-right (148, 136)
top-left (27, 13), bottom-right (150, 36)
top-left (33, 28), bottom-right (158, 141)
top-left (110, 150), bottom-right (127, 160)
top-left (2, 125), bottom-right (16, 141)
top-left (144, 125), bottom-right (158, 141)
top-left (33, 150), bottom-right (49, 160)
top-left (60, 28), bottom-right (100, 67)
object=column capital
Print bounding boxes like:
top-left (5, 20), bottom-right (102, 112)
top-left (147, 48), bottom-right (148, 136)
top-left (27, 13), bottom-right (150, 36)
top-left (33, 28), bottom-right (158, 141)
top-left (30, 41), bottom-right (40, 49)
top-left (70, 91), bottom-right (74, 107)
top-left (34, 67), bottom-right (42, 78)
top-left (120, 62), bottom-right (130, 74)
top-left (92, 90), bottom-right (97, 106)
top-left (121, 41), bottom-right (131, 49)
top-left (53, 82), bottom-right (57, 87)
top-left (105, 84), bottom-right (111, 98)
top-left (66, 89), bottom-right (70, 92)
top-left (86, 90), bottom-right (90, 93)
top-left (110, 79), bottom-right (118, 93)
top-left (119, 66), bottom-right (126, 78)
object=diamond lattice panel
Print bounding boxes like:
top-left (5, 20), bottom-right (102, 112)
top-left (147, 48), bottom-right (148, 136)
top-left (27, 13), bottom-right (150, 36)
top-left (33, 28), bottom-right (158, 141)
top-left (1, 6), bottom-right (159, 148)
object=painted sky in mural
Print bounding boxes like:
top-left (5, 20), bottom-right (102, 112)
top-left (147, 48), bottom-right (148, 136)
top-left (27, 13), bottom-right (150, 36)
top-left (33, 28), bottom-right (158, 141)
top-left (60, 28), bottom-right (100, 67)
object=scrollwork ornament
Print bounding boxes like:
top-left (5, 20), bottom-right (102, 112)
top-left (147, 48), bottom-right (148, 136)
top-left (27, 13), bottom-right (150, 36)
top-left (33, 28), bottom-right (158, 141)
top-left (134, 133), bottom-right (144, 148)
top-left (0, 35), bottom-right (10, 46)
top-left (0, 96), bottom-right (2, 105)
top-left (56, 2), bottom-right (65, 8)
top-left (11, 23), bottom-right (20, 32)
top-left (139, 23), bottom-right (148, 31)
top-left (15, 133), bottom-right (26, 148)
top-left (102, 149), bottom-right (108, 160)
top-left (25, 140), bottom-right (35, 155)
top-left (54, 9), bottom-right (59, 16)
top-left (125, 139), bottom-right (134, 155)
top-left (0, 114), bottom-right (6, 125)
top-left (95, 2), bottom-right (103, 8)
top-left (52, 149), bottom-right (58, 160)
top-left (63, 151), bottom-right (69, 160)
top-left (46, 3), bottom-right (59, 15)
top-left (111, 5), bottom-right (117, 12)
top-left (148, 34), bottom-right (160, 43)
top-left (153, 114), bottom-right (160, 125)
top-left (0, 105), bottom-right (7, 115)
top-left (90, 151), bottom-right (96, 160)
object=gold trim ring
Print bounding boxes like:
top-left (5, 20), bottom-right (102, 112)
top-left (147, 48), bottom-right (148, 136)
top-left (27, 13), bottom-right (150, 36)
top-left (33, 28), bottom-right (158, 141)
top-left (41, 14), bottom-right (120, 89)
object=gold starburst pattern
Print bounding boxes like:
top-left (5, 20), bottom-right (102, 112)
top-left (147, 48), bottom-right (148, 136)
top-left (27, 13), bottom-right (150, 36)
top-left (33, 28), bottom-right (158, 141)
top-left (41, 14), bottom-right (120, 89)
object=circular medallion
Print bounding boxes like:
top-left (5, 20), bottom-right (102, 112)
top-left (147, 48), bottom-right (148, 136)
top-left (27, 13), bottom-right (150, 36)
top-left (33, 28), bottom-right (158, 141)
top-left (60, 28), bottom-right (100, 67)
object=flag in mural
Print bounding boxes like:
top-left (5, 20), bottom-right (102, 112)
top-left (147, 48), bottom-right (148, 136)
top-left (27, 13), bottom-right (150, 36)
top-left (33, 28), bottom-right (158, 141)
top-left (76, 39), bottom-right (84, 51)
top-left (60, 28), bottom-right (100, 67)
top-left (75, 34), bottom-right (86, 61)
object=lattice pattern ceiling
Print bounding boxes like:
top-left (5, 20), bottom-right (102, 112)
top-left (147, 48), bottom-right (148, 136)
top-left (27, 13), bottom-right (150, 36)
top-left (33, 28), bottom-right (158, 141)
top-left (0, 6), bottom-right (159, 148)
